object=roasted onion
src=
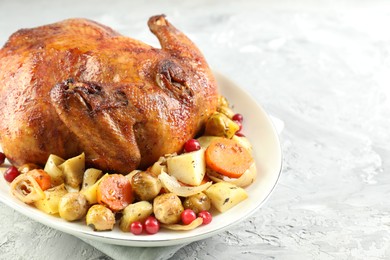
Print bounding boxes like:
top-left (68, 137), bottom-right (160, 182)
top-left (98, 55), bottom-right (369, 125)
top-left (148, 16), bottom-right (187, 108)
top-left (158, 171), bottom-right (212, 197)
top-left (160, 217), bottom-right (203, 231)
top-left (10, 174), bottom-right (45, 203)
top-left (207, 162), bottom-right (257, 187)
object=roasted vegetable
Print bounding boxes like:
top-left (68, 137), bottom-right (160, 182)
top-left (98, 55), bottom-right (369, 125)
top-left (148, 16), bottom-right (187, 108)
top-left (125, 170), bottom-right (141, 184)
top-left (119, 201), bottom-right (153, 232)
top-left (80, 174), bottom-right (108, 205)
top-left (18, 163), bottom-right (40, 175)
top-left (132, 171), bottom-right (161, 201)
top-left (167, 149), bottom-right (206, 186)
top-left (59, 153), bottom-right (85, 191)
top-left (161, 217), bottom-right (203, 231)
top-left (86, 204), bottom-right (115, 231)
top-left (217, 106), bottom-right (235, 119)
top-left (216, 95), bottom-right (234, 118)
top-left (204, 182), bottom-right (248, 213)
top-left (148, 155), bottom-right (168, 176)
top-left (207, 162), bottom-right (256, 188)
top-left (231, 135), bottom-right (252, 153)
top-left (58, 192), bottom-right (88, 221)
top-left (27, 169), bottom-right (51, 191)
top-left (96, 174), bottom-right (133, 212)
top-left (204, 112), bottom-right (239, 138)
top-left (183, 192), bottom-right (211, 214)
top-left (10, 174), bottom-right (45, 203)
top-left (44, 154), bottom-right (65, 186)
top-left (158, 171), bottom-right (212, 197)
top-left (81, 168), bottom-right (102, 190)
top-left (197, 136), bottom-right (224, 149)
top-left (153, 193), bottom-right (184, 224)
top-left (34, 184), bottom-right (68, 214)
top-left (205, 138), bottom-right (253, 178)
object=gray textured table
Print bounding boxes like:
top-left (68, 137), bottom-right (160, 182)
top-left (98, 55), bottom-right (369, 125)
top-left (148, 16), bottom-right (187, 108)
top-left (1, 0), bottom-right (389, 259)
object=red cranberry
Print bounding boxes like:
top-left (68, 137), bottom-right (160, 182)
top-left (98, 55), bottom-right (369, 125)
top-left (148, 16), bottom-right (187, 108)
top-left (0, 152), bottom-right (5, 165)
top-left (4, 166), bottom-right (20, 182)
top-left (184, 139), bottom-right (201, 153)
top-left (232, 113), bottom-right (243, 123)
top-left (181, 209), bottom-right (197, 225)
top-left (130, 221), bottom-right (143, 235)
top-left (144, 216), bottom-right (160, 234)
top-left (198, 211), bottom-right (212, 225)
top-left (235, 132), bottom-right (245, 137)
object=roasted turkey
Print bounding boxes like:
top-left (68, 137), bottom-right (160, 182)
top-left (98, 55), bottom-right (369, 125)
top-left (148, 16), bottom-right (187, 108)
top-left (0, 15), bottom-right (218, 174)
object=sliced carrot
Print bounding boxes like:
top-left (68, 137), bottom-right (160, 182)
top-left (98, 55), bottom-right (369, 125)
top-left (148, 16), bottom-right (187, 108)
top-left (97, 174), bottom-right (133, 212)
top-left (205, 138), bottom-right (253, 179)
top-left (27, 169), bottom-right (51, 191)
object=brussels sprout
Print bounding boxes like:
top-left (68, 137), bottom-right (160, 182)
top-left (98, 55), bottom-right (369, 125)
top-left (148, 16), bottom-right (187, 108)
top-left (217, 95), bottom-right (234, 118)
top-left (132, 171), bottom-right (161, 201)
top-left (217, 95), bottom-right (230, 107)
top-left (204, 112), bottom-right (239, 138)
top-left (183, 192), bottom-right (211, 214)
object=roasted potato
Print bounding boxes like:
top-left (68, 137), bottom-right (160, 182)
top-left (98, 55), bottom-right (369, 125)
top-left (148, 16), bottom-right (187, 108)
top-left (58, 192), bottom-right (88, 221)
top-left (81, 173), bottom-right (109, 205)
top-left (166, 149), bottom-right (206, 186)
top-left (119, 201), bottom-right (153, 232)
top-left (59, 153), bottom-right (85, 191)
top-left (231, 135), bottom-right (252, 153)
top-left (81, 168), bottom-right (102, 190)
top-left (86, 204), bottom-right (115, 231)
top-left (204, 182), bottom-right (248, 212)
top-left (44, 154), bottom-right (65, 186)
top-left (153, 193), bottom-right (184, 224)
top-left (34, 184), bottom-right (68, 214)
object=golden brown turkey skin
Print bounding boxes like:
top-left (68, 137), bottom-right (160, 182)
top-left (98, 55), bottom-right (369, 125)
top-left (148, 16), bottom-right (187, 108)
top-left (0, 15), bottom-right (218, 174)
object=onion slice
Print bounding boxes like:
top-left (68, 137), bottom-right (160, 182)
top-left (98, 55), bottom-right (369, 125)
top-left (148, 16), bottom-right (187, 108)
top-left (207, 162), bottom-right (257, 187)
top-left (161, 217), bottom-right (203, 230)
top-left (158, 171), bottom-right (212, 197)
top-left (125, 170), bottom-right (141, 184)
top-left (10, 174), bottom-right (45, 203)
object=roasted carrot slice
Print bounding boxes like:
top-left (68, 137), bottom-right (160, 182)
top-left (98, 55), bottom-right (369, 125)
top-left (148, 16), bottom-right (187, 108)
top-left (27, 169), bottom-right (52, 191)
top-left (97, 174), bottom-right (133, 212)
top-left (205, 138), bottom-right (253, 179)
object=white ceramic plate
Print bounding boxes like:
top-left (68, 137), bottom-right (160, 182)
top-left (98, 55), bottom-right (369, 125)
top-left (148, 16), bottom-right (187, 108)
top-left (0, 71), bottom-right (282, 247)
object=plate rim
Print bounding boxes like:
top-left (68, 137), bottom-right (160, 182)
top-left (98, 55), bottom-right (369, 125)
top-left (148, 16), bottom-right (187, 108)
top-left (0, 71), bottom-right (283, 247)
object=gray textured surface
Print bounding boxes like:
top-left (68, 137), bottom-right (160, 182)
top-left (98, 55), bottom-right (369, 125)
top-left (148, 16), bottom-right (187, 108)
top-left (1, 0), bottom-right (390, 259)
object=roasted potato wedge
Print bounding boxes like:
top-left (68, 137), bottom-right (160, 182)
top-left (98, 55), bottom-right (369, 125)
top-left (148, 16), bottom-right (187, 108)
top-left (204, 182), bottom-right (248, 212)
top-left (119, 201), bottom-right (153, 232)
top-left (34, 184), bottom-right (68, 214)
